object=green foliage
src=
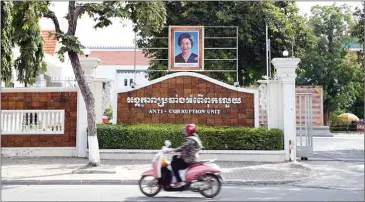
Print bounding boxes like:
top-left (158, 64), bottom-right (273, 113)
top-left (127, 1), bottom-right (166, 36)
top-left (330, 124), bottom-right (359, 132)
top-left (11, 1), bottom-right (48, 86)
top-left (350, 3), bottom-right (364, 119)
top-left (297, 4), bottom-right (364, 122)
top-left (56, 33), bottom-right (85, 62)
top-left (1, 1), bottom-right (14, 82)
top-left (330, 109), bottom-right (347, 125)
top-left (97, 123), bottom-right (284, 150)
top-left (134, 1), bottom-right (311, 86)
top-left (1, 1), bottom-right (47, 85)
top-left (351, 2), bottom-right (364, 45)
top-left (50, 1), bottom-right (166, 63)
top-left (104, 105), bottom-right (113, 120)
top-left (77, 1), bottom-right (130, 29)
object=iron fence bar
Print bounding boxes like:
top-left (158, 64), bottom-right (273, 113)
top-left (204, 48), bottom-right (237, 50)
top-left (149, 58), bottom-right (237, 61)
top-left (309, 95), bottom-right (313, 148)
top-left (205, 37), bottom-right (237, 39)
top-left (131, 25), bottom-right (238, 28)
top-left (140, 48), bottom-right (169, 50)
top-left (127, 69), bottom-right (237, 72)
top-left (236, 26), bottom-right (239, 83)
top-left (305, 95), bottom-right (309, 146)
top-left (204, 26), bottom-right (238, 28)
top-left (142, 37), bottom-right (239, 39)
top-left (299, 95), bottom-right (302, 147)
top-left (204, 59), bottom-right (237, 61)
top-left (134, 47), bottom-right (237, 50)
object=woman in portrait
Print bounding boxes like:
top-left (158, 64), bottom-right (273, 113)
top-left (175, 32), bottom-right (198, 63)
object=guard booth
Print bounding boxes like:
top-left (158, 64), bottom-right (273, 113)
top-left (296, 93), bottom-right (314, 160)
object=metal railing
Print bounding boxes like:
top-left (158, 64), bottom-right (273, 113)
top-left (130, 26), bottom-right (239, 82)
top-left (296, 93), bottom-right (313, 147)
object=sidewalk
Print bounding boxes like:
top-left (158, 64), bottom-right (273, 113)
top-left (1, 157), bottom-right (314, 185)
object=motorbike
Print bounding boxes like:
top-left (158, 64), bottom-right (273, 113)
top-left (138, 140), bottom-right (223, 198)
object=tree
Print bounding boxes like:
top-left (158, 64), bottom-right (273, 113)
top-left (297, 4), bottom-right (364, 124)
top-left (42, 1), bottom-right (166, 166)
top-left (1, 1), bottom-right (14, 84)
top-left (135, 1), bottom-right (312, 86)
top-left (1, 1), bottom-right (47, 86)
top-left (352, 2), bottom-right (364, 45)
top-left (351, 2), bottom-right (365, 120)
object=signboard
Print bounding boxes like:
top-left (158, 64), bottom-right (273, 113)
top-left (168, 26), bottom-right (204, 71)
top-left (117, 72), bottom-right (258, 127)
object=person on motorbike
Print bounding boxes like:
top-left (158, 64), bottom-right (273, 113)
top-left (170, 123), bottom-right (203, 188)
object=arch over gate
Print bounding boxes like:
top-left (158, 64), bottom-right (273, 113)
top-left (115, 72), bottom-right (259, 127)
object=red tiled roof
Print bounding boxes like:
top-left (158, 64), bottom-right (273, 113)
top-left (40, 29), bottom-right (150, 66)
top-left (83, 51), bottom-right (150, 66)
top-left (41, 30), bottom-right (57, 55)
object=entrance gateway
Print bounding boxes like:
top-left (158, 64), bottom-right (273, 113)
top-left (113, 25), bottom-right (304, 161)
top-left (113, 60), bottom-right (304, 161)
top-left (296, 93), bottom-right (314, 160)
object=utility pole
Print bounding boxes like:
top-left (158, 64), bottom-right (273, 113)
top-left (265, 22), bottom-right (270, 129)
top-left (266, 22), bottom-right (269, 79)
top-left (291, 36), bottom-right (295, 58)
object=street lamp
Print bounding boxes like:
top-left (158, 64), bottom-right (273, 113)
top-left (131, 82), bottom-right (136, 89)
top-left (83, 48), bottom-right (91, 57)
top-left (283, 50), bottom-right (289, 57)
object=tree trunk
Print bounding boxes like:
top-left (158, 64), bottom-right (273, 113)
top-left (68, 51), bottom-right (100, 166)
top-left (323, 104), bottom-right (331, 126)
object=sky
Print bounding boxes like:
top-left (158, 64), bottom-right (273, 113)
top-left (40, 1), bottom-right (363, 48)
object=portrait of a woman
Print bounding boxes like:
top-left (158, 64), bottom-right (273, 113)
top-left (174, 32), bottom-right (198, 63)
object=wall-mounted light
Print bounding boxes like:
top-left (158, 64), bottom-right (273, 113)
top-left (83, 48), bottom-right (91, 57)
top-left (282, 50), bottom-right (289, 57)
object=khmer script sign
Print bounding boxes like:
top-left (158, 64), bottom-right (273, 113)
top-left (117, 73), bottom-right (258, 127)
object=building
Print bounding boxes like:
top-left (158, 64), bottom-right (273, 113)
top-left (80, 46), bottom-right (150, 106)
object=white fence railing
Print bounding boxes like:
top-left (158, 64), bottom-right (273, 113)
top-left (1, 110), bottom-right (65, 135)
top-left (43, 75), bottom-right (77, 88)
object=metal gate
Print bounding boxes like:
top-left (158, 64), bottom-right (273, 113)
top-left (296, 93), bottom-right (314, 160)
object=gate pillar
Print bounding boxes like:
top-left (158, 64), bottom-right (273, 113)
top-left (272, 57), bottom-right (300, 161)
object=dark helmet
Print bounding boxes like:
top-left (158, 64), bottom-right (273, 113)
top-left (183, 123), bottom-right (197, 136)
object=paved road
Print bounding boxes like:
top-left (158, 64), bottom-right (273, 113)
top-left (2, 134), bottom-right (364, 201)
top-left (296, 134), bottom-right (364, 191)
top-left (2, 184), bottom-right (364, 201)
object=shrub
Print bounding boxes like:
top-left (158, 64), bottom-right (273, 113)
top-left (97, 123), bottom-right (284, 150)
top-left (330, 124), bottom-right (358, 132)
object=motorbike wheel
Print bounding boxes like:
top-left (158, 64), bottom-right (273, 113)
top-left (139, 175), bottom-right (161, 197)
top-left (199, 174), bottom-right (222, 199)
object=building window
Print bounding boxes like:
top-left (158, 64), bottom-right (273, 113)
top-left (130, 79), bottom-right (133, 85)
top-left (124, 79), bottom-right (128, 86)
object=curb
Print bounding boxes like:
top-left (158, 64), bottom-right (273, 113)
top-left (2, 162), bottom-right (315, 186)
top-left (71, 165), bottom-right (117, 174)
top-left (2, 176), bottom-right (314, 186)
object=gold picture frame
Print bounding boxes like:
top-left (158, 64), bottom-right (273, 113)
top-left (168, 26), bottom-right (204, 71)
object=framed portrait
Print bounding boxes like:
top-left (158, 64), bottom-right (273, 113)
top-left (168, 26), bottom-right (204, 71)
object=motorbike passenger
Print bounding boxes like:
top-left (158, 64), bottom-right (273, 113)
top-left (170, 123), bottom-right (203, 188)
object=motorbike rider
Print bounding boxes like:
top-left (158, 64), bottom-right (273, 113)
top-left (169, 123), bottom-right (203, 188)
